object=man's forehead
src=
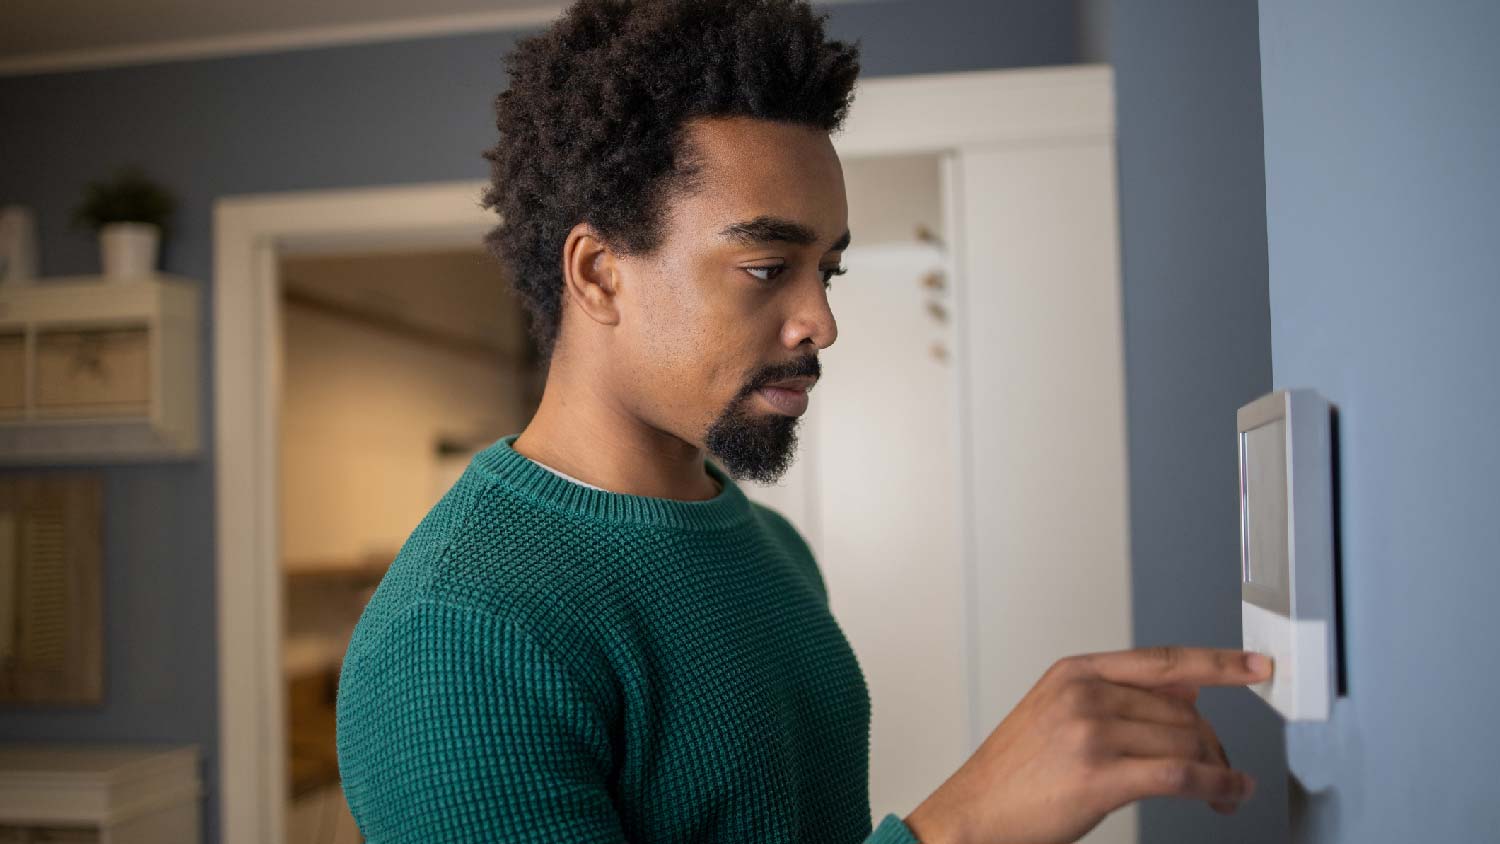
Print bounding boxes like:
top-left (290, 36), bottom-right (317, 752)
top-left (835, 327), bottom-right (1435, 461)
top-left (675, 117), bottom-right (848, 244)
top-left (682, 116), bottom-right (840, 182)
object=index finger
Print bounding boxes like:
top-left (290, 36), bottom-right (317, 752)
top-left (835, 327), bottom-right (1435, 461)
top-left (1073, 646), bottom-right (1273, 689)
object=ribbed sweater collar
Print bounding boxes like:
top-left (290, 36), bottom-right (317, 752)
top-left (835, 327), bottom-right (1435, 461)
top-left (471, 434), bottom-right (755, 532)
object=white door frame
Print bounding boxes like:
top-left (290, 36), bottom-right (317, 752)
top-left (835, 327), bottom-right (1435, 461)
top-left (213, 64), bottom-right (1115, 844)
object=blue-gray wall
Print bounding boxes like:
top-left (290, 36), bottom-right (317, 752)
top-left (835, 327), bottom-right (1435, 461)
top-left (1259, 1), bottom-right (1500, 839)
top-left (1111, 2), bottom-right (1286, 841)
top-left (0, 3), bottom-right (1079, 841)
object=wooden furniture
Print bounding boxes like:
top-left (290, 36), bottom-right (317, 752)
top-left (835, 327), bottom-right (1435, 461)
top-left (0, 275), bottom-right (199, 463)
top-left (0, 744), bottom-right (200, 843)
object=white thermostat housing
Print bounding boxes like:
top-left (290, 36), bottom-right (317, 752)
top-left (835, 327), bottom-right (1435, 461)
top-left (1238, 389), bottom-right (1341, 722)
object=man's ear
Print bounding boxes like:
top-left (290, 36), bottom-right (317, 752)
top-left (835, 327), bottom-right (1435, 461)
top-left (561, 222), bottom-right (622, 327)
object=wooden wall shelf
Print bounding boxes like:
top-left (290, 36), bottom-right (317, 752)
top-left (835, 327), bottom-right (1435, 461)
top-left (0, 275), bottom-right (200, 463)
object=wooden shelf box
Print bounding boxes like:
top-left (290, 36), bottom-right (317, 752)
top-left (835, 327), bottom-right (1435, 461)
top-left (0, 275), bottom-right (199, 463)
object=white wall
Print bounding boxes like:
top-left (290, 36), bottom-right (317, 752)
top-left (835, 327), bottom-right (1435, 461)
top-left (1260, 2), bottom-right (1500, 839)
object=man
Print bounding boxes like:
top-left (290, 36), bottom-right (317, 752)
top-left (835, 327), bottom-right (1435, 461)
top-left (335, 1), bottom-right (1274, 841)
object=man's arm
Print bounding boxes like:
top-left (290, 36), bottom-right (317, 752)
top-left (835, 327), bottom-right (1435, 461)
top-left (336, 600), bottom-right (628, 843)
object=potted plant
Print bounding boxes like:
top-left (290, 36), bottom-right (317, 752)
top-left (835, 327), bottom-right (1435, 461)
top-left (70, 165), bottom-right (177, 282)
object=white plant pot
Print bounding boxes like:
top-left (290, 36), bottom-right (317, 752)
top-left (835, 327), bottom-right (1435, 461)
top-left (99, 222), bottom-right (161, 281)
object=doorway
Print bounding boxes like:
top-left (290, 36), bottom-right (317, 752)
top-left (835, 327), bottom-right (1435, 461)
top-left (275, 245), bottom-right (542, 842)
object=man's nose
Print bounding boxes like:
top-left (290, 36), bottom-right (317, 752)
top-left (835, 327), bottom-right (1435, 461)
top-left (782, 282), bottom-right (838, 351)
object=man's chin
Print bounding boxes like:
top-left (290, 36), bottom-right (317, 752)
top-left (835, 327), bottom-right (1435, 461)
top-left (704, 407), bottom-right (802, 485)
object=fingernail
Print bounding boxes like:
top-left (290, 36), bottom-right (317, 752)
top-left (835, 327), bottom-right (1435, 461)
top-left (1242, 774), bottom-right (1257, 798)
top-left (1245, 653), bottom-right (1272, 676)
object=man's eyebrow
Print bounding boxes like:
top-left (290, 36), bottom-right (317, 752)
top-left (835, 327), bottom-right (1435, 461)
top-left (719, 215), bottom-right (851, 252)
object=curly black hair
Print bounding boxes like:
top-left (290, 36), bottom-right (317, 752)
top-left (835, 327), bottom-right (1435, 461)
top-left (479, 0), bottom-right (861, 359)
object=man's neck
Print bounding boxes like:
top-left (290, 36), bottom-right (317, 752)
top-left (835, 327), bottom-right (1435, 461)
top-left (513, 358), bottom-right (720, 502)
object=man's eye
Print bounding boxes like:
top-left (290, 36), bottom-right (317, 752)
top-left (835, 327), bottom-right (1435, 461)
top-left (745, 265), bottom-right (785, 282)
top-left (744, 264), bottom-right (846, 286)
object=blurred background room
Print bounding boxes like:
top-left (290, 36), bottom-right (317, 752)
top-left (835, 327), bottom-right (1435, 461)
top-left (276, 246), bottom-right (540, 841)
top-left (1, 1), bottom-right (1497, 843)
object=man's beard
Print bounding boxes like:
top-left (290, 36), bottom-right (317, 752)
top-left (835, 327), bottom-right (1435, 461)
top-left (704, 354), bottom-right (821, 484)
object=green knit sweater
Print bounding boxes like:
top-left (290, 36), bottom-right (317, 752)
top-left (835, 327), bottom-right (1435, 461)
top-left (335, 434), bottom-right (922, 843)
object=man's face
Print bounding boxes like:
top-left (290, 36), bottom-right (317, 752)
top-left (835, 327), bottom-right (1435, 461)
top-left (608, 116), bottom-right (848, 483)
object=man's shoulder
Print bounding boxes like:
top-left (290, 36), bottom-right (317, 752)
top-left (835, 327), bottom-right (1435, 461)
top-left (748, 501), bottom-right (811, 553)
top-left (352, 469), bottom-right (611, 642)
top-left (747, 501), bottom-right (829, 602)
top-left (343, 472), bottom-right (625, 703)
top-left (412, 470), bottom-right (624, 613)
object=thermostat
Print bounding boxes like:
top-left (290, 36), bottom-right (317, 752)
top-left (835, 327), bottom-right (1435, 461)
top-left (1238, 389), bottom-right (1340, 722)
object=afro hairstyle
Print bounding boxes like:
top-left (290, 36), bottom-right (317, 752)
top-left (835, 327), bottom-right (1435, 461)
top-left (479, 0), bottom-right (861, 359)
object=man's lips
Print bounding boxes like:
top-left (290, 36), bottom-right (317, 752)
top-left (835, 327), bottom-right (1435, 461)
top-left (754, 376), bottom-right (816, 416)
top-left (762, 376), bottom-right (817, 392)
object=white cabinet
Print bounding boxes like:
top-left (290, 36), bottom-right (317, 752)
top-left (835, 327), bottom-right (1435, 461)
top-left (0, 275), bottom-right (199, 462)
top-left (0, 744), bottom-right (201, 843)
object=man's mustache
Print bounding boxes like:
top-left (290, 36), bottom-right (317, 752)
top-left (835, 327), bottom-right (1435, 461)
top-left (742, 354), bottom-right (821, 396)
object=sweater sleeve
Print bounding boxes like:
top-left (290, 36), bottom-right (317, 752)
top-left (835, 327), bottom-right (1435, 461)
top-left (336, 599), bottom-right (628, 843)
top-left (866, 812), bottom-right (923, 843)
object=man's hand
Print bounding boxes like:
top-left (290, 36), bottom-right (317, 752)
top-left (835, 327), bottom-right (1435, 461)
top-left (902, 646), bottom-right (1274, 844)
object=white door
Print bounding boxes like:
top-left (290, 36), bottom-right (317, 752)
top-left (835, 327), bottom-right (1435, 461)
top-left (744, 150), bottom-right (970, 825)
top-left (744, 135), bottom-right (1133, 842)
top-left (957, 139), bottom-right (1135, 844)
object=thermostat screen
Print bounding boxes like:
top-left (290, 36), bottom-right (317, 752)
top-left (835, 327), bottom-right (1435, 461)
top-left (1241, 419), bottom-right (1288, 591)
